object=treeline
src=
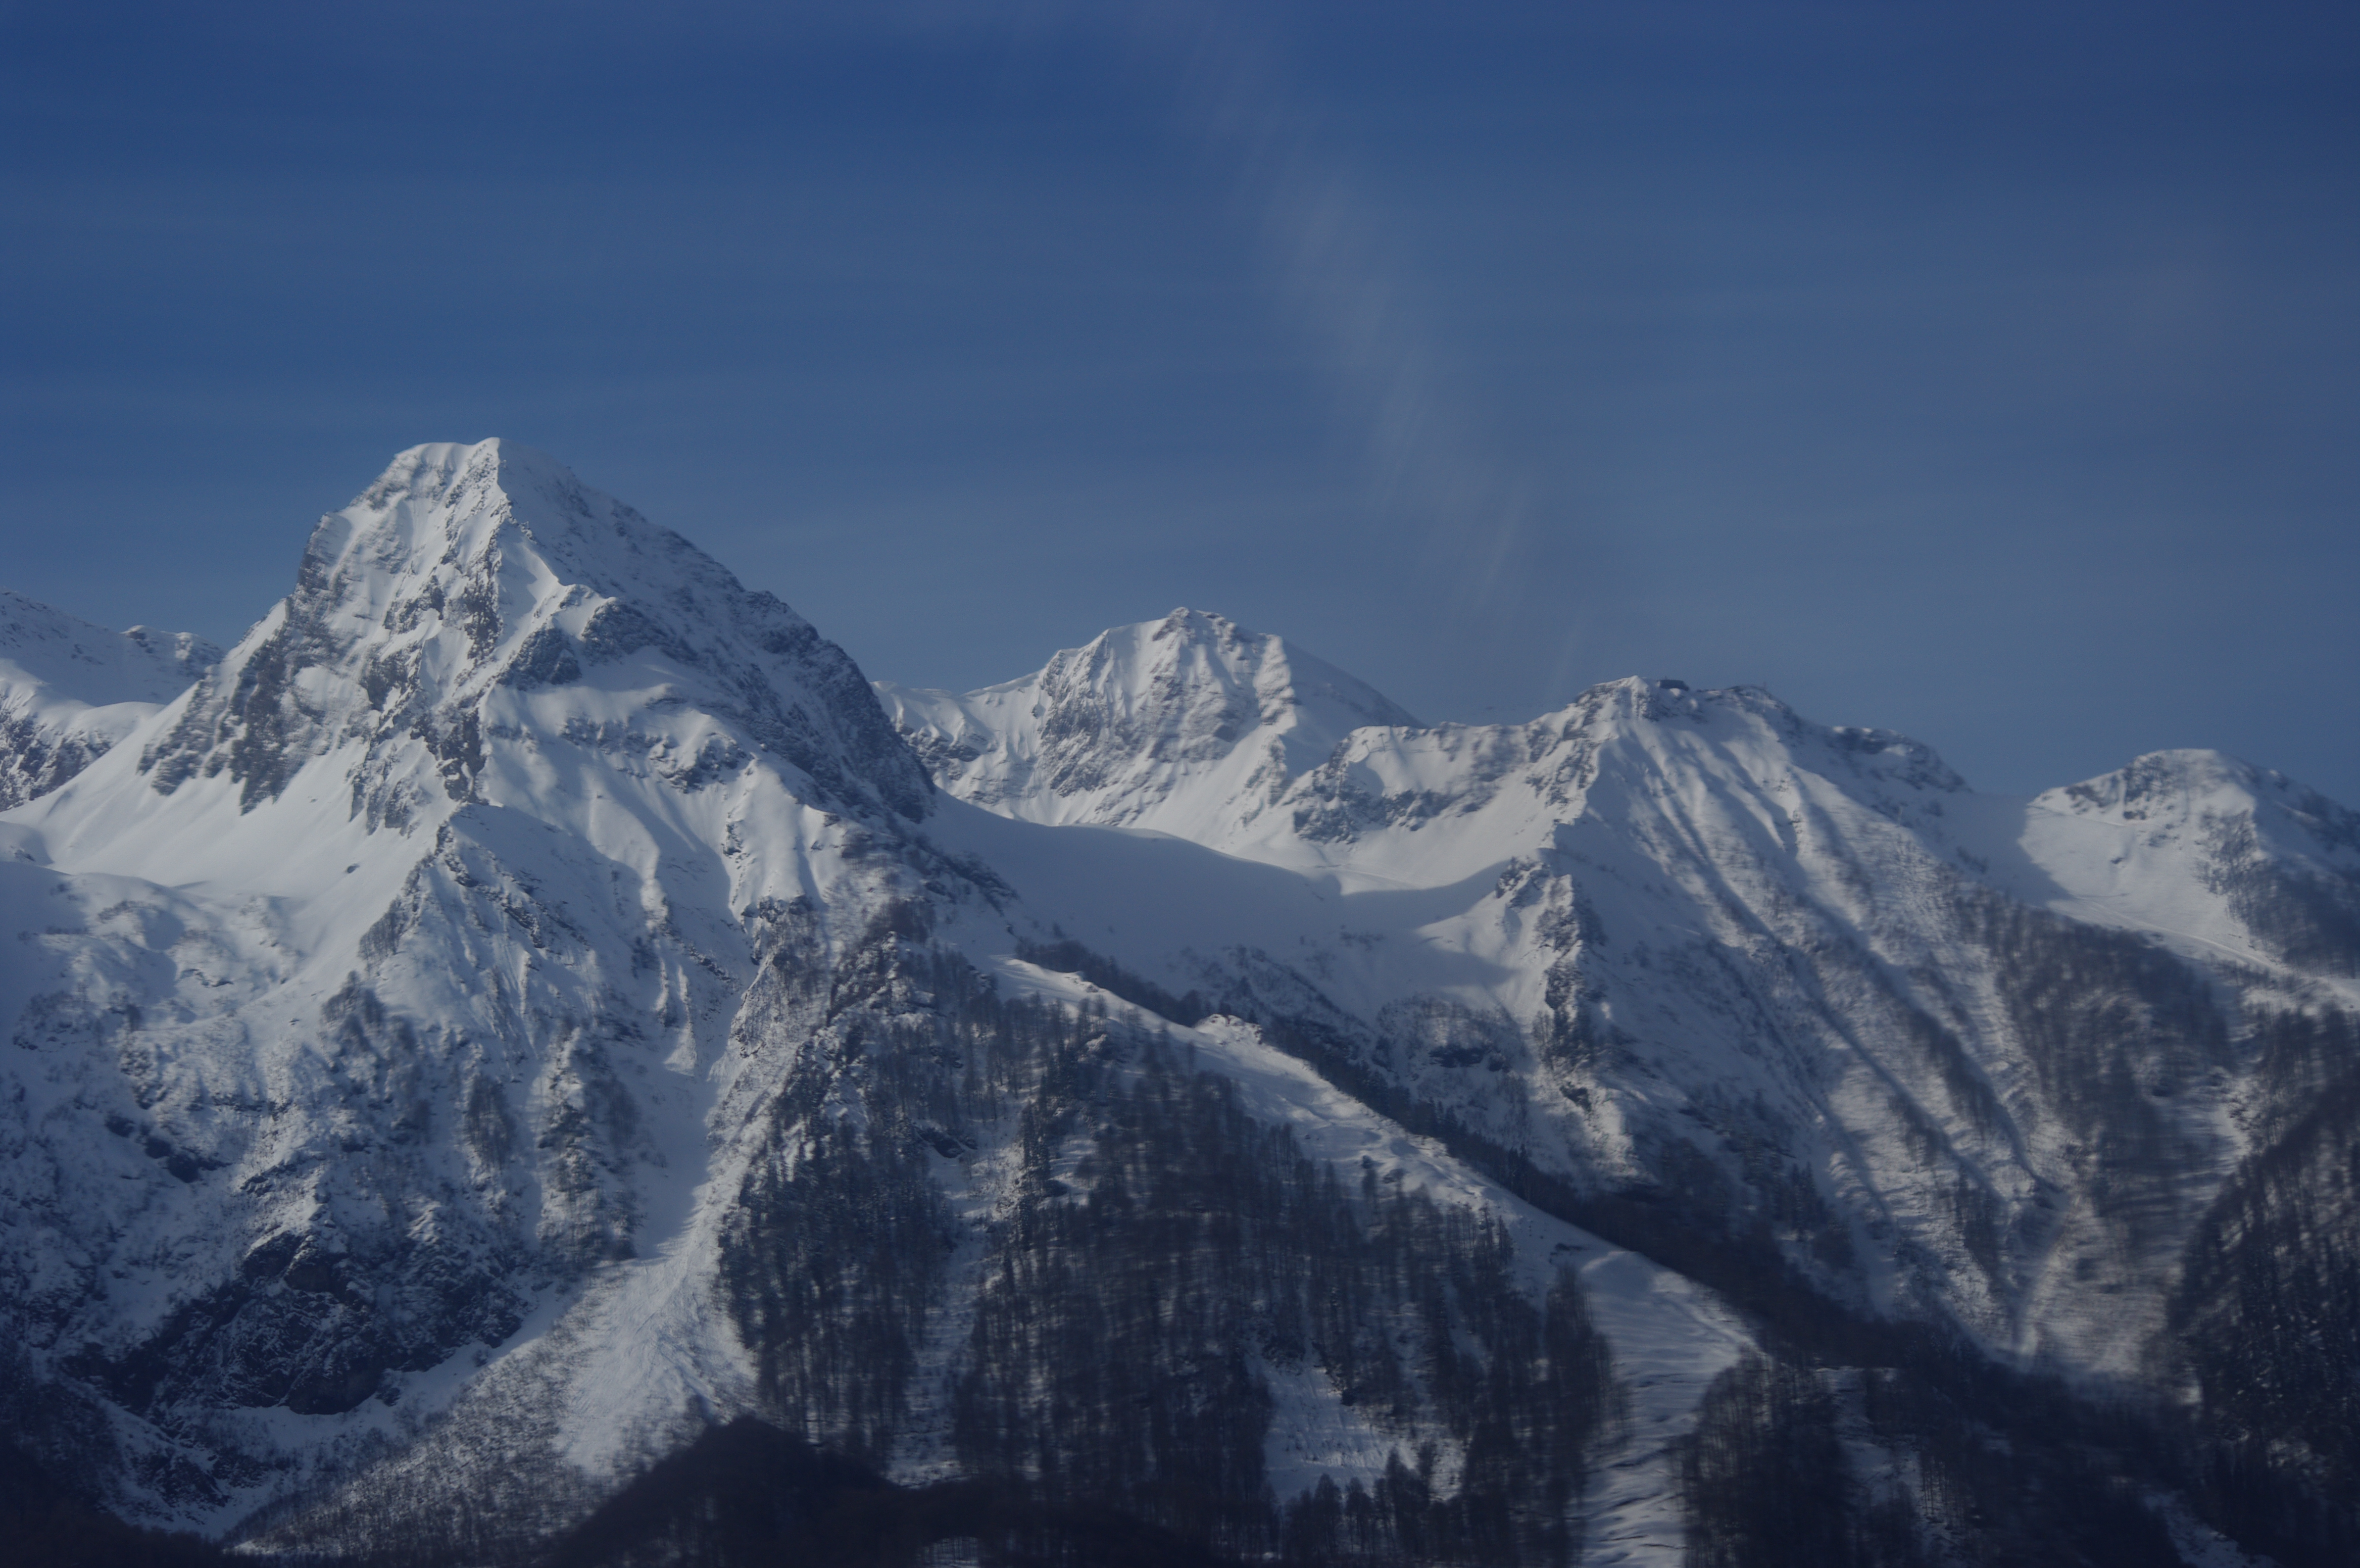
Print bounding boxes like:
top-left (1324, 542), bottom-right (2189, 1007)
top-left (160, 907), bottom-right (2360, 1565)
top-left (540, 1416), bottom-right (1235, 1568)
top-left (1956, 893), bottom-right (2230, 1261)
top-left (1679, 1357), bottom-right (1902, 1568)
top-left (0, 1437), bottom-right (233, 1568)
top-left (1679, 1355), bottom-right (2187, 1568)
top-left (714, 907), bottom-right (1618, 1566)
top-left (2168, 1008), bottom-right (2360, 1566)
top-left (951, 1034), bottom-right (1612, 1565)
top-left (1080, 914), bottom-right (2356, 1565)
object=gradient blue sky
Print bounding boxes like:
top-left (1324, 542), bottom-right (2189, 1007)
top-left (5, 1), bottom-right (2355, 801)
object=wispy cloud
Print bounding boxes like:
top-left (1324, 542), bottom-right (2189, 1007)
top-left (1147, 11), bottom-right (1553, 634)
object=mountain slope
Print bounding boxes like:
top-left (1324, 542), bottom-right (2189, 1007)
top-left (877, 607), bottom-right (1417, 843)
top-left (5, 450), bottom-right (2352, 1565)
top-left (902, 625), bottom-right (2360, 1559)
top-left (0, 590), bottom-right (220, 810)
top-left (904, 628), bottom-right (2360, 1398)
top-left (2006, 748), bottom-right (2360, 977)
top-left (1, 440), bottom-right (950, 1526)
top-left (0, 447), bottom-right (1718, 1568)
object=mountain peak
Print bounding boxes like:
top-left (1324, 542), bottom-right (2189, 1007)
top-left (315, 438), bottom-right (700, 609)
top-left (879, 609), bottom-right (1416, 834)
top-left (1052, 607), bottom-right (1419, 740)
top-left (119, 441), bottom-right (929, 823)
top-left (2019, 748), bottom-right (2360, 977)
top-left (2046, 748), bottom-right (2263, 816)
top-left (1141, 605), bottom-right (1262, 655)
top-left (2042, 747), bottom-right (2360, 862)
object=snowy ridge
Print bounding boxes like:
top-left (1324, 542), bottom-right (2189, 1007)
top-left (903, 637), bottom-right (2357, 1386)
top-left (4, 444), bottom-right (2354, 1562)
top-left (2003, 749), bottom-right (2360, 990)
top-left (0, 588), bottom-right (220, 809)
top-left (13, 448), bottom-right (1660, 1555)
top-left (878, 606), bottom-right (1416, 842)
top-left (125, 437), bottom-right (927, 835)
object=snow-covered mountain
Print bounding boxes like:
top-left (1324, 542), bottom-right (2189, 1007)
top-left (2011, 747), bottom-right (2360, 977)
top-left (0, 590), bottom-right (220, 810)
top-left (0, 446), bottom-right (1708, 1565)
top-left (1, 440), bottom-right (945, 1528)
top-left (3, 446), bottom-right (2353, 1567)
top-left (894, 615), bottom-right (2360, 1557)
top-left (877, 607), bottom-right (1419, 842)
top-left (901, 647), bottom-right (2340, 1367)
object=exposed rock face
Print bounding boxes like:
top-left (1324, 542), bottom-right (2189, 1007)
top-left (2, 446), bottom-right (2354, 1566)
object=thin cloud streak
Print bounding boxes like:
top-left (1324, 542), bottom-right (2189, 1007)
top-left (1089, 7), bottom-right (1571, 658)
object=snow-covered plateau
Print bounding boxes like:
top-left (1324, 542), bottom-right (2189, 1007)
top-left (2, 441), bottom-right (2352, 1567)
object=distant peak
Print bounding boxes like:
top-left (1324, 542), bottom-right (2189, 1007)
top-left (0, 590), bottom-right (222, 705)
top-left (2046, 749), bottom-right (2269, 819)
top-left (1058, 610), bottom-right (1419, 731)
top-left (881, 608), bottom-right (1419, 828)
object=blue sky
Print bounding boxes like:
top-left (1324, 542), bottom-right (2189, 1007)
top-left (4, 1), bottom-right (2354, 801)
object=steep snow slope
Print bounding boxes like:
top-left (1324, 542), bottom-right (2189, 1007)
top-left (0, 440), bottom-right (943, 1525)
top-left (878, 607), bottom-right (1417, 843)
top-left (1975, 749), bottom-right (2360, 987)
top-left (0, 589), bottom-right (220, 809)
